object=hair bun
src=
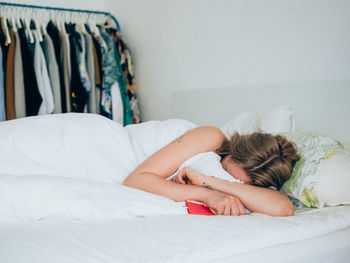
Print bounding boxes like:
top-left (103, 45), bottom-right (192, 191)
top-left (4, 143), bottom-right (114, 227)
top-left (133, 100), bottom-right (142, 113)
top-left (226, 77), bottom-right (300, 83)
top-left (275, 135), bottom-right (300, 164)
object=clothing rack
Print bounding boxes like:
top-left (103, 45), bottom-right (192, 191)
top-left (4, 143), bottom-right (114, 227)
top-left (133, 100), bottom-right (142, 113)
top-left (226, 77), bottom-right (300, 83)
top-left (0, 1), bottom-right (141, 124)
top-left (0, 1), bottom-right (120, 30)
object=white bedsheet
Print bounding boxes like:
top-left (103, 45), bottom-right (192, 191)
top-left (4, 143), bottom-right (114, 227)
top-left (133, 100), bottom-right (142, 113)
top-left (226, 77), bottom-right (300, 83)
top-left (213, 227), bottom-right (350, 263)
top-left (0, 205), bottom-right (350, 263)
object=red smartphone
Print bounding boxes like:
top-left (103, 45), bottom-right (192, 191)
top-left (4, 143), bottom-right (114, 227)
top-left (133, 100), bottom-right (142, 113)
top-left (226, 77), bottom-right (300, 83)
top-left (186, 200), bottom-right (216, 215)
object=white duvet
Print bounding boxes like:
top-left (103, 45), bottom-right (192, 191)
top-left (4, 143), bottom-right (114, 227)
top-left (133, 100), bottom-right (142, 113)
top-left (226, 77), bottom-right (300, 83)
top-left (0, 113), bottom-right (237, 222)
top-left (0, 114), bottom-right (191, 222)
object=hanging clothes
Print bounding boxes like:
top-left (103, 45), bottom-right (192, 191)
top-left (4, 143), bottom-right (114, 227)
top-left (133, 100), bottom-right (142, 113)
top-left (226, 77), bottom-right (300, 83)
top-left (47, 21), bottom-right (67, 113)
top-left (98, 27), bottom-right (116, 119)
top-left (111, 81), bottom-right (123, 124)
top-left (90, 26), bottom-right (108, 116)
top-left (77, 31), bottom-right (91, 95)
top-left (5, 29), bottom-right (16, 120)
top-left (18, 25), bottom-right (42, 116)
top-left (66, 23), bottom-right (88, 112)
top-left (33, 31), bottom-right (54, 115)
top-left (0, 18), bottom-right (16, 120)
top-left (90, 31), bottom-right (102, 114)
top-left (13, 30), bottom-right (26, 118)
top-left (42, 33), bottom-right (62, 114)
top-left (0, 45), bottom-right (5, 121)
top-left (109, 28), bottom-right (141, 124)
top-left (99, 26), bottom-right (133, 124)
top-left (84, 32), bottom-right (97, 114)
top-left (59, 28), bottom-right (72, 112)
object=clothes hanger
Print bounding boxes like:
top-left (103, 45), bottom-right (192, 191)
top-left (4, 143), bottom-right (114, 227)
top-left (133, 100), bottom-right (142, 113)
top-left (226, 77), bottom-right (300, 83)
top-left (34, 19), bottom-right (43, 42)
top-left (103, 16), bottom-right (114, 30)
top-left (1, 17), bottom-right (12, 45)
top-left (54, 10), bottom-right (62, 31)
top-left (16, 10), bottom-right (22, 29)
top-left (10, 17), bottom-right (17, 32)
top-left (78, 13), bottom-right (88, 34)
top-left (31, 8), bottom-right (43, 42)
top-left (5, 6), bottom-right (17, 33)
top-left (82, 23), bottom-right (88, 34)
top-left (41, 21), bottom-right (48, 36)
top-left (24, 18), bottom-right (34, 43)
top-left (61, 11), bottom-right (67, 34)
top-left (90, 14), bottom-right (101, 37)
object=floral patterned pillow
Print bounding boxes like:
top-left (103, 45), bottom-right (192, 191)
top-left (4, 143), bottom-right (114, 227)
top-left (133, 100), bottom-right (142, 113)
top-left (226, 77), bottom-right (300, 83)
top-left (280, 132), bottom-right (348, 208)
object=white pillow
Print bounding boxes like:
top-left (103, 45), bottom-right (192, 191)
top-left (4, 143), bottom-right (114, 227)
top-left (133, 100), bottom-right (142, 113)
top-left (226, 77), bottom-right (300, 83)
top-left (343, 141), bottom-right (350, 151)
top-left (281, 132), bottom-right (349, 208)
top-left (220, 105), bottom-right (295, 137)
top-left (313, 154), bottom-right (350, 207)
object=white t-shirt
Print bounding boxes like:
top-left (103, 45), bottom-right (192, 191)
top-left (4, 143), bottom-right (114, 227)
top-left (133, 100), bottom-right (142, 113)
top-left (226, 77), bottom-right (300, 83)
top-left (125, 119), bottom-right (241, 183)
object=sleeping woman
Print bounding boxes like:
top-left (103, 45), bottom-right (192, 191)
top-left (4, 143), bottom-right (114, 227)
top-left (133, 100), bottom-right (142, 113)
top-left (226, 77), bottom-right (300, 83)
top-left (122, 124), bottom-right (300, 217)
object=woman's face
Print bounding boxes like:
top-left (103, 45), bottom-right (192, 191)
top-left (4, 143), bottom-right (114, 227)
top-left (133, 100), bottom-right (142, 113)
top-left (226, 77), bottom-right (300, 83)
top-left (221, 155), bottom-right (251, 184)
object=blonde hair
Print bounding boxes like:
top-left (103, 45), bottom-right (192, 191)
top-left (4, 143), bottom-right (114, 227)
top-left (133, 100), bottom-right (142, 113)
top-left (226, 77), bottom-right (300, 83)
top-left (216, 132), bottom-right (300, 190)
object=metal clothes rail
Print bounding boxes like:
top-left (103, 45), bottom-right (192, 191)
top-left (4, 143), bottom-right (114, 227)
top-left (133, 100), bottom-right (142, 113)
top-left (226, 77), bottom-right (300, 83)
top-left (0, 1), bottom-right (120, 30)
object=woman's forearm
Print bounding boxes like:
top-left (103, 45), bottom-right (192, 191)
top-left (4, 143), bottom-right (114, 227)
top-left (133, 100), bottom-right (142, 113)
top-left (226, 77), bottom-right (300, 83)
top-left (205, 176), bottom-right (294, 216)
top-left (123, 172), bottom-right (209, 202)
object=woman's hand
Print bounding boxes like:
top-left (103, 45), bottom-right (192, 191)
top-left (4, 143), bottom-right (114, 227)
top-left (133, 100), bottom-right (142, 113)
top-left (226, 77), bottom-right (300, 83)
top-left (171, 167), bottom-right (246, 216)
top-left (171, 167), bottom-right (209, 188)
top-left (204, 190), bottom-right (246, 216)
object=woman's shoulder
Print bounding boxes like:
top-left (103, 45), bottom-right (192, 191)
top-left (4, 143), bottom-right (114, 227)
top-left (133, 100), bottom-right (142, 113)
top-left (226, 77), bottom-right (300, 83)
top-left (194, 126), bottom-right (225, 137)
top-left (154, 120), bottom-right (226, 152)
top-left (191, 126), bottom-right (226, 147)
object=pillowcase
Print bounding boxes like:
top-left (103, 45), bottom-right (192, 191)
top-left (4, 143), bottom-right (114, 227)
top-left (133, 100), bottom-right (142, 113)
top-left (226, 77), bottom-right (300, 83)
top-left (220, 105), bottom-right (295, 138)
top-left (280, 132), bottom-right (349, 208)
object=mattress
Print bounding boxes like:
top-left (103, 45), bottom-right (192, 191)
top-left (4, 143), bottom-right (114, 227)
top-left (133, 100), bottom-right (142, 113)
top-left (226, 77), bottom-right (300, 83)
top-left (1, 205), bottom-right (350, 263)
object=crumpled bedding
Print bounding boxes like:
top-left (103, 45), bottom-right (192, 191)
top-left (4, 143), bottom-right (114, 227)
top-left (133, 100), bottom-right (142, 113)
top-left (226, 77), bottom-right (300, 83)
top-left (0, 113), bottom-right (232, 222)
top-left (0, 113), bottom-right (137, 184)
top-left (1, 113), bottom-right (350, 262)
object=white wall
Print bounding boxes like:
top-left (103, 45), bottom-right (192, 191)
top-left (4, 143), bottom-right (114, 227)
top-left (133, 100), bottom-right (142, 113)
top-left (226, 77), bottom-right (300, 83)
top-left (106, 0), bottom-right (350, 141)
top-left (3, 0), bottom-right (349, 141)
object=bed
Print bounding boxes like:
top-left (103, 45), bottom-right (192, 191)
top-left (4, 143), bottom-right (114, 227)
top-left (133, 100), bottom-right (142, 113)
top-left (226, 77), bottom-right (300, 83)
top-left (0, 112), bottom-right (349, 263)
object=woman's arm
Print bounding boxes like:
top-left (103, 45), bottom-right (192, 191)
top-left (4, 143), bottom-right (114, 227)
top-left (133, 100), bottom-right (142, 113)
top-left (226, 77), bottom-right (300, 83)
top-left (123, 126), bottom-right (226, 201)
top-left (206, 177), bottom-right (294, 216)
top-left (173, 167), bottom-right (294, 217)
top-left (124, 171), bottom-right (246, 216)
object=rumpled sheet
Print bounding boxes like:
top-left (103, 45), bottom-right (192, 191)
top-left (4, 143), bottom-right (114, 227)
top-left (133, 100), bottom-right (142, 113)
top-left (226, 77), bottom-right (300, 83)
top-left (0, 206), bottom-right (349, 262)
